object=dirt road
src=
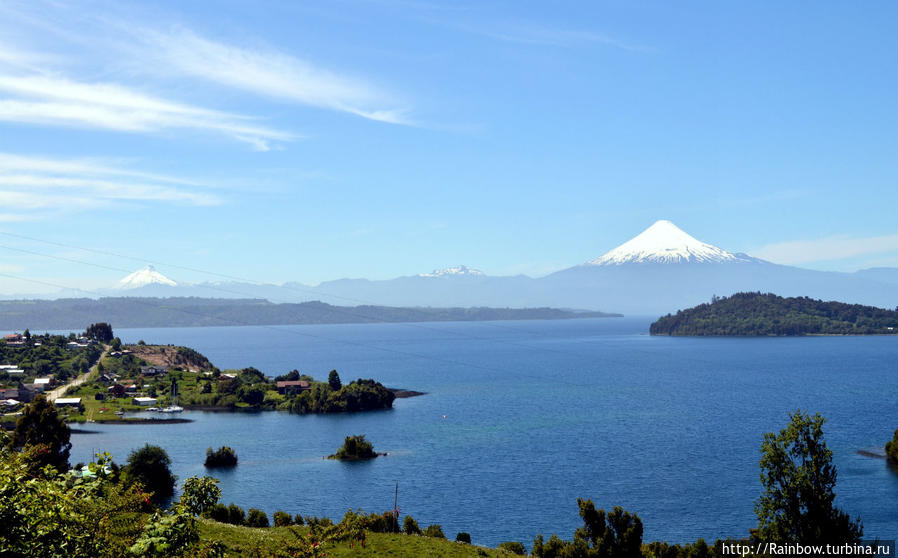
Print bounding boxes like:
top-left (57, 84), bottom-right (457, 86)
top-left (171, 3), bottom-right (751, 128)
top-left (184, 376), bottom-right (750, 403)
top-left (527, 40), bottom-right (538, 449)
top-left (46, 345), bottom-right (109, 402)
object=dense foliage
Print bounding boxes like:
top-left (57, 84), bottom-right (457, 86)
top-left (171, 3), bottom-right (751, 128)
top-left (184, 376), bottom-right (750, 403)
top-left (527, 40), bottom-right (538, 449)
top-left (650, 292), bottom-right (898, 336)
top-left (289, 378), bottom-right (396, 414)
top-left (84, 322), bottom-right (114, 343)
top-left (531, 500), bottom-right (643, 558)
top-left (0, 333), bottom-right (101, 385)
top-left (180, 476), bottom-right (221, 516)
top-left (123, 444), bottom-right (177, 505)
top-left (885, 430), bottom-right (898, 463)
top-left (0, 440), bottom-right (219, 557)
top-left (9, 394), bottom-right (72, 473)
top-left (204, 446), bottom-right (238, 468)
top-left (755, 410), bottom-right (862, 543)
top-left (330, 435), bottom-right (378, 460)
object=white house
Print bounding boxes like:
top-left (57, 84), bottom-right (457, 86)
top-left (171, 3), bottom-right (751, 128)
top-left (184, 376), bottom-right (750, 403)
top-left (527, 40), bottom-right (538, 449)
top-left (132, 397), bottom-right (158, 406)
top-left (54, 398), bottom-right (81, 407)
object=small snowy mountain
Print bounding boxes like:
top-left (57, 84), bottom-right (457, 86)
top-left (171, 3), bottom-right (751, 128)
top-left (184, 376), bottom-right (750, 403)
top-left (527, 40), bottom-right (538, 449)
top-left (115, 265), bottom-right (177, 290)
top-left (419, 265), bottom-right (485, 277)
top-left (587, 220), bottom-right (756, 265)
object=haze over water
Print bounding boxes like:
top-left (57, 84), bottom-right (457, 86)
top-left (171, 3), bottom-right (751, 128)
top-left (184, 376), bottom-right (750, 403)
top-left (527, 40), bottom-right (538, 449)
top-left (70, 318), bottom-right (898, 546)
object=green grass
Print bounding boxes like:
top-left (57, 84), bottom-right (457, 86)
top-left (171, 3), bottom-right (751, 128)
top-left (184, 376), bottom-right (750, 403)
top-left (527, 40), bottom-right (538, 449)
top-left (197, 519), bottom-right (521, 557)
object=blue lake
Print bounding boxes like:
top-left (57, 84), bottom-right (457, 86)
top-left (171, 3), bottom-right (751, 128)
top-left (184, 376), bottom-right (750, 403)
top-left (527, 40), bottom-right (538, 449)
top-left (68, 318), bottom-right (898, 546)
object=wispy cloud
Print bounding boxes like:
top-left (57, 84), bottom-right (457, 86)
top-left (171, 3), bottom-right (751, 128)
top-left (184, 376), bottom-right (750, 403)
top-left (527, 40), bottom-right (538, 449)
top-left (0, 74), bottom-right (296, 150)
top-left (137, 28), bottom-right (412, 125)
top-left (753, 234), bottom-right (898, 265)
top-left (0, 3), bottom-right (414, 148)
top-left (0, 153), bottom-right (221, 220)
top-left (456, 22), bottom-right (648, 51)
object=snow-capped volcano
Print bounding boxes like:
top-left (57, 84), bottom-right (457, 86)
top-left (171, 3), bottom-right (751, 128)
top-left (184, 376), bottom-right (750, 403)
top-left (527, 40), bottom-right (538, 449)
top-left (419, 265), bottom-right (485, 277)
top-left (587, 220), bottom-right (754, 265)
top-left (115, 265), bottom-right (177, 289)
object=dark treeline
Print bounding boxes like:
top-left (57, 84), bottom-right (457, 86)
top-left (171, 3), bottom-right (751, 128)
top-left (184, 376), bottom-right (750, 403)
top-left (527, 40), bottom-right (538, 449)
top-left (0, 297), bottom-right (620, 330)
top-left (650, 292), bottom-right (898, 336)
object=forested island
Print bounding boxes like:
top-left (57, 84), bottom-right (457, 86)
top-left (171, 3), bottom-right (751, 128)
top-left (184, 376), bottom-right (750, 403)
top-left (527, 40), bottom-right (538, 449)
top-left (0, 297), bottom-right (620, 330)
top-left (650, 292), bottom-right (898, 336)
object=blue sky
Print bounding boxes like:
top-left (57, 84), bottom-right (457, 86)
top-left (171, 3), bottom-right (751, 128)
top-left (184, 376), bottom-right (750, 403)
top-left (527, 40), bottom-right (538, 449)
top-left (0, 1), bottom-right (896, 292)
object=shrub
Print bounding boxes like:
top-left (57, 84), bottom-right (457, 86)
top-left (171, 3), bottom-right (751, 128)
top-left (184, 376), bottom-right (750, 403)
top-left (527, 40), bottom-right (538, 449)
top-left (227, 503), bottom-right (246, 526)
top-left (294, 514), bottom-right (305, 526)
top-left (273, 510), bottom-right (293, 527)
top-left (304, 515), bottom-right (333, 529)
top-left (246, 508), bottom-right (269, 528)
top-left (123, 444), bottom-right (176, 505)
top-left (456, 532), bottom-right (471, 544)
top-left (424, 524), bottom-right (446, 539)
top-left (179, 476), bottom-right (221, 516)
top-left (403, 515), bottom-right (422, 535)
top-left (207, 503), bottom-right (229, 523)
top-left (204, 446), bottom-right (238, 468)
top-left (498, 541), bottom-right (526, 555)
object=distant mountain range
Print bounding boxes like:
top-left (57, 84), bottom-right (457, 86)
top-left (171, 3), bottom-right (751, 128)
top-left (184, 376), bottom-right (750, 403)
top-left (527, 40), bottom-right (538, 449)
top-left (5, 220), bottom-right (897, 316)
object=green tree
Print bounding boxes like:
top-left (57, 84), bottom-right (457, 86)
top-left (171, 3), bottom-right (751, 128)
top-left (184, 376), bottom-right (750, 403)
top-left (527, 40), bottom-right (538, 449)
top-left (328, 369), bottom-right (342, 391)
top-left (84, 323), bottom-right (114, 343)
top-left (273, 510), bottom-right (293, 526)
top-left (530, 500), bottom-right (642, 558)
top-left (755, 410), bottom-right (863, 543)
top-left (885, 429), bottom-right (898, 463)
top-left (330, 435), bottom-right (377, 460)
top-left (9, 393), bottom-right (72, 473)
top-left (402, 514), bottom-right (422, 535)
top-left (123, 444), bottom-right (177, 505)
top-left (246, 508), bottom-right (269, 528)
top-left (179, 476), bottom-right (221, 516)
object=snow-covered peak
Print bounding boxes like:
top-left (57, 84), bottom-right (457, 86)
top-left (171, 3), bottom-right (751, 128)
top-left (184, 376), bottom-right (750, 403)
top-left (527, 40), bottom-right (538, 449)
top-left (419, 265), bottom-right (485, 278)
top-left (115, 265), bottom-right (177, 289)
top-left (587, 220), bottom-right (751, 265)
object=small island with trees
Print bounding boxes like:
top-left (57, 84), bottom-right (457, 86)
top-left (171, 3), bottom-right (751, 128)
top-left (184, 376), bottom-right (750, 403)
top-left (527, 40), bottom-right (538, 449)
top-left (650, 292), bottom-right (898, 336)
top-left (328, 434), bottom-right (384, 460)
top-left (205, 446), bottom-right (238, 468)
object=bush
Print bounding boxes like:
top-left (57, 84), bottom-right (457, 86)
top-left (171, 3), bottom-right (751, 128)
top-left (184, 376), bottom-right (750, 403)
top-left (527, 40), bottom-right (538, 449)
top-left (294, 514), bottom-right (305, 526)
top-left (456, 532), bottom-right (471, 544)
top-left (498, 541), bottom-right (526, 555)
top-left (207, 503), bottom-right (229, 523)
top-left (424, 524), bottom-right (446, 539)
top-left (123, 444), bottom-right (176, 505)
top-left (304, 515), bottom-right (333, 529)
top-left (403, 514), bottom-right (422, 535)
top-left (273, 510), bottom-right (293, 527)
top-left (227, 503), bottom-right (246, 526)
top-left (246, 508), bottom-right (269, 528)
top-left (179, 476), bottom-right (221, 516)
top-left (204, 446), bottom-right (238, 468)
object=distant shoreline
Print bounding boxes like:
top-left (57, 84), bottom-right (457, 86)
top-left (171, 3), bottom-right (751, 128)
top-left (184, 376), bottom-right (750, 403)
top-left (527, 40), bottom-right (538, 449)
top-left (0, 297), bottom-right (622, 330)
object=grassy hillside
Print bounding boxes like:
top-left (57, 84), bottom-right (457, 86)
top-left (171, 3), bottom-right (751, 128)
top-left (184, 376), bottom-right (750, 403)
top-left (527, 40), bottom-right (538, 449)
top-left (197, 519), bottom-right (519, 557)
top-left (651, 292), bottom-right (898, 336)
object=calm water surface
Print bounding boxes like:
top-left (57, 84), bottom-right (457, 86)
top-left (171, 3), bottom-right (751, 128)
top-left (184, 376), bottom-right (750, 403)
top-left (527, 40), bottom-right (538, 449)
top-left (69, 318), bottom-right (898, 546)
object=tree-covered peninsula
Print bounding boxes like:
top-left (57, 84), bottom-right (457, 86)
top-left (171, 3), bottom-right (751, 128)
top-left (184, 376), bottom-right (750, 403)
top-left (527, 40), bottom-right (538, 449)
top-left (58, 342), bottom-right (397, 421)
top-left (650, 292), bottom-right (898, 336)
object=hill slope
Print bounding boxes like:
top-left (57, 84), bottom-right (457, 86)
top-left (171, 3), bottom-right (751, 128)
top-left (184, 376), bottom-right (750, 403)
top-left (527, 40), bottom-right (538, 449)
top-left (649, 292), bottom-right (898, 336)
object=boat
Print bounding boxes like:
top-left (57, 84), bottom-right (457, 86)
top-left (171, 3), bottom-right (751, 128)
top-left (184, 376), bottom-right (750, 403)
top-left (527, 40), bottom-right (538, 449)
top-left (145, 407), bottom-right (161, 412)
top-left (161, 405), bottom-right (183, 413)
